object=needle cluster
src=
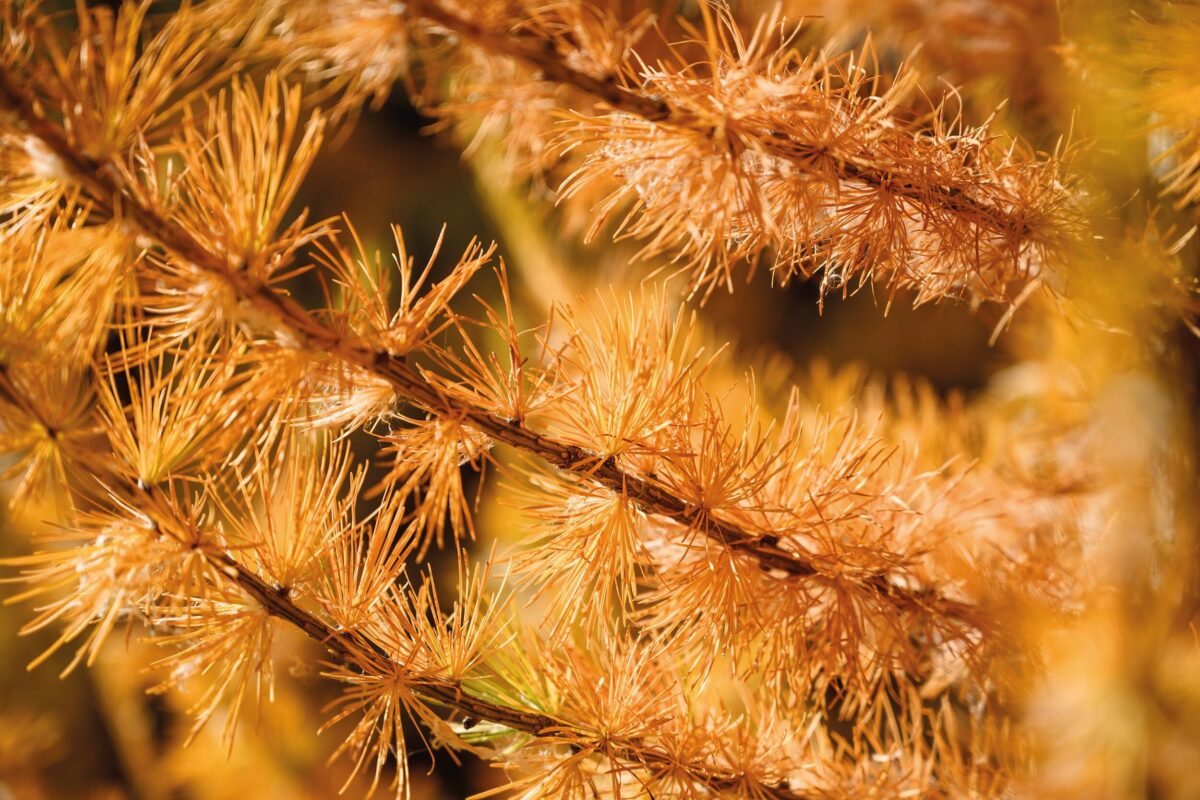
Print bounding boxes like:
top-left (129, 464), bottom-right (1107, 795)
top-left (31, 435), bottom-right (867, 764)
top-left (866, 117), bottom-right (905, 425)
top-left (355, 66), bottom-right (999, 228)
top-left (229, 0), bottom-right (1081, 304)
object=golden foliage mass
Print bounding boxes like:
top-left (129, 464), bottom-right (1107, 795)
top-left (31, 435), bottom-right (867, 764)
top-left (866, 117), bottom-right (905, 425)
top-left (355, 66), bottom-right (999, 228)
top-left (0, 1), bottom-right (1196, 799)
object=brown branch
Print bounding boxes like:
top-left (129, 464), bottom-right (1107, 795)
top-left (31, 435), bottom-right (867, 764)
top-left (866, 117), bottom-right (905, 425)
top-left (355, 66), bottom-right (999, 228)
top-left (126, 483), bottom-right (806, 799)
top-left (0, 302), bottom-right (812, 793)
top-left (0, 356), bottom-right (811, 793)
top-left (0, 65), bottom-right (979, 626)
top-left (222, 550), bottom-right (802, 797)
top-left (405, 0), bottom-right (1036, 237)
top-left (208, 548), bottom-right (561, 733)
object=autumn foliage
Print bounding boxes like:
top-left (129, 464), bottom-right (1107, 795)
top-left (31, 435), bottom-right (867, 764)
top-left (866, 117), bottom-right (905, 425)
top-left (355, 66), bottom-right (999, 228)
top-left (0, 1), bottom-right (1198, 798)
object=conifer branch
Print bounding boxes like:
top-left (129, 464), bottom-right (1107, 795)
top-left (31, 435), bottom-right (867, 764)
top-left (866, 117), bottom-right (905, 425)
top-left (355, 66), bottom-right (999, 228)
top-left (206, 540), bottom-right (560, 735)
top-left (220, 548), bottom-right (808, 798)
top-left (0, 63), bottom-right (977, 628)
top-left (0, 333), bottom-right (808, 797)
top-left (127, 482), bottom-right (808, 800)
top-left (404, 0), bottom-right (1042, 238)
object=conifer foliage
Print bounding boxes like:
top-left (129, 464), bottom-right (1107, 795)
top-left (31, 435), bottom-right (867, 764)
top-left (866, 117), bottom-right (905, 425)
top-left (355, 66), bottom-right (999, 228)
top-left (0, 1), bottom-right (1197, 798)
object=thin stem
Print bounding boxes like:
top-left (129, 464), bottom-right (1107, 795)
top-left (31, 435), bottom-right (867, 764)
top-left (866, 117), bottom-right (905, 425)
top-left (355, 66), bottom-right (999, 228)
top-left (223, 551), bottom-right (805, 798)
top-left (0, 66), bottom-right (977, 625)
top-left (128, 483), bottom-right (805, 799)
top-left (405, 0), bottom-right (1036, 237)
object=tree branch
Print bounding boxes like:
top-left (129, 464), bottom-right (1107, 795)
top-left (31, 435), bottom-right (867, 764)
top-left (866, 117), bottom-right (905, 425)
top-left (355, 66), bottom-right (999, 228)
top-left (405, 0), bottom-right (1040, 237)
top-left (127, 483), bottom-right (806, 799)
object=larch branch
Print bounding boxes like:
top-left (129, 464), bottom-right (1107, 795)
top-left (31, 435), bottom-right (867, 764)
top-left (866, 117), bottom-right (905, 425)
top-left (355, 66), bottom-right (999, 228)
top-left (129, 484), bottom-right (808, 800)
top-left (404, 0), bottom-right (1038, 237)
